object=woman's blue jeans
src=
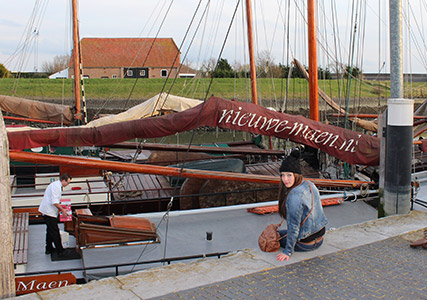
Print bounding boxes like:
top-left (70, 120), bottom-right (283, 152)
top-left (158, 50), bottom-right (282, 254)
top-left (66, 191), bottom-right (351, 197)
top-left (278, 229), bottom-right (324, 252)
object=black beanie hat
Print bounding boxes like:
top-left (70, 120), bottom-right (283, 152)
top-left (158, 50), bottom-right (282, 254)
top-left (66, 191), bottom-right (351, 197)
top-left (279, 149), bottom-right (302, 175)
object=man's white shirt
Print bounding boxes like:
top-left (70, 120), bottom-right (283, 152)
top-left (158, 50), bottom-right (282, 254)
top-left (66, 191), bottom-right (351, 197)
top-left (39, 180), bottom-right (62, 218)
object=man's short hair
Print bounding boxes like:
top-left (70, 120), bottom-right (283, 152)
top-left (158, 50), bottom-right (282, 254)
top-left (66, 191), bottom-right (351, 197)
top-left (60, 173), bottom-right (72, 182)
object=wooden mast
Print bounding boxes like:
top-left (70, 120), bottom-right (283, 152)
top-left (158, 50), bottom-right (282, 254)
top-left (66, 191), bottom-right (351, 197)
top-left (307, 0), bottom-right (319, 121)
top-left (72, 0), bottom-right (82, 122)
top-left (245, 0), bottom-right (258, 105)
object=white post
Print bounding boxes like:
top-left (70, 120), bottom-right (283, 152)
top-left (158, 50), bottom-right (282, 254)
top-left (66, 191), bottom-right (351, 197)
top-left (382, 0), bottom-right (413, 216)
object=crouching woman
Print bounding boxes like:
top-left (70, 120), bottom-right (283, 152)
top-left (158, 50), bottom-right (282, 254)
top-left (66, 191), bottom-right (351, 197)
top-left (276, 150), bottom-right (328, 262)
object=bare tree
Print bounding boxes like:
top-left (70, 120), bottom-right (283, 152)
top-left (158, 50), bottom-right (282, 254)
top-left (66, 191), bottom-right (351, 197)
top-left (199, 58), bottom-right (217, 78)
top-left (41, 55), bottom-right (70, 74)
top-left (255, 50), bottom-right (284, 78)
top-left (233, 61), bottom-right (250, 78)
top-left (256, 50), bottom-right (276, 78)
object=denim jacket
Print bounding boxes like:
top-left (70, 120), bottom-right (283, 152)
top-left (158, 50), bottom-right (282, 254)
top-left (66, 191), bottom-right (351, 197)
top-left (283, 180), bottom-right (328, 256)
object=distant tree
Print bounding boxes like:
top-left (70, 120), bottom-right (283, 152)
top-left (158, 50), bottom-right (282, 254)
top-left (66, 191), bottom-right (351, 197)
top-left (344, 65), bottom-right (361, 79)
top-left (280, 63), bottom-right (306, 79)
top-left (233, 62), bottom-right (250, 78)
top-left (41, 54), bottom-right (70, 74)
top-left (257, 50), bottom-right (281, 78)
top-left (318, 67), bottom-right (332, 79)
top-left (199, 58), bottom-right (217, 78)
top-left (211, 58), bottom-right (235, 78)
top-left (279, 63), bottom-right (331, 79)
top-left (0, 63), bottom-right (9, 78)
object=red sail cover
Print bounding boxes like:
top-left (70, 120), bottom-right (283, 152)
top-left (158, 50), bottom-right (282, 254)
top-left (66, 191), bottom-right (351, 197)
top-left (7, 96), bottom-right (380, 166)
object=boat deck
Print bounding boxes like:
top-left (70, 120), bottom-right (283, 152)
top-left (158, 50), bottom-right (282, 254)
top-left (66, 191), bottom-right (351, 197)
top-left (16, 169), bottom-right (426, 284)
top-left (18, 199), bottom-right (379, 281)
top-left (108, 161), bottom-right (282, 203)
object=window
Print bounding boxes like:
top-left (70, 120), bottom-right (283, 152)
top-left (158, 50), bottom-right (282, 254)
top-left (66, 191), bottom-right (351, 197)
top-left (161, 69), bottom-right (168, 78)
top-left (127, 69), bottom-right (133, 77)
top-left (112, 74), bottom-right (117, 79)
top-left (139, 70), bottom-right (146, 77)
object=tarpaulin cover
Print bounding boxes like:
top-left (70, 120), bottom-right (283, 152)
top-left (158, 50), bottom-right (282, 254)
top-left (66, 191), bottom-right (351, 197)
top-left (7, 96), bottom-right (380, 166)
top-left (84, 93), bottom-right (202, 127)
top-left (0, 95), bottom-right (74, 125)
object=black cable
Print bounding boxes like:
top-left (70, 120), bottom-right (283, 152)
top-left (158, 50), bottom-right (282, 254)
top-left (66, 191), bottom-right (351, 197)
top-left (124, 0), bottom-right (175, 109)
top-left (150, 0), bottom-right (206, 116)
top-left (159, 0), bottom-right (242, 263)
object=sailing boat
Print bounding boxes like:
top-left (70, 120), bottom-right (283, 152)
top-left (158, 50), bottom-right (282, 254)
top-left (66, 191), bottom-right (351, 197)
top-left (6, 0), bottom-right (384, 216)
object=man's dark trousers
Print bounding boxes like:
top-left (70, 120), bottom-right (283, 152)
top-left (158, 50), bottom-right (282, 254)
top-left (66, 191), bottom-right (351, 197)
top-left (43, 215), bottom-right (64, 253)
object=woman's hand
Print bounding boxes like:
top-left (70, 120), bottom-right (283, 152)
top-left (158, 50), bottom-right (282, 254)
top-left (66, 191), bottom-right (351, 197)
top-left (276, 253), bottom-right (290, 262)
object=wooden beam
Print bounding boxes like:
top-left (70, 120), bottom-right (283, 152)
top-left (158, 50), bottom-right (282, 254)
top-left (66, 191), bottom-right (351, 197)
top-left (105, 142), bottom-right (287, 156)
top-left (9, 150), bottom-right (373, 188)
top-left (0, 110), bottom-right (15, 297)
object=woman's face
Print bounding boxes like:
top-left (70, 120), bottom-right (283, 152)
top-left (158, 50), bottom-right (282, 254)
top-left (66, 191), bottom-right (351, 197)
top-left (281, 172), bottom-right (295, 188)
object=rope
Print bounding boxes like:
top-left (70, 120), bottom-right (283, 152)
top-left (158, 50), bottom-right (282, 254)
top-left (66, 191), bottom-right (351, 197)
top-left (127, 0), bottom-right (241, 269)
top-left (344, 0), bottom-right (358, 130)
top-left (155, 0), bottom-right (208, 115)
top-left (159, 0), bottom-right (241, 263)
top-left (359, 183), bottom-right (369, 197)
top-left (91, 0), bottom-right (174, 119)
top-left (124, 0), bottom-right (175, 110)
top-left (7, 0), bottom-right (49, 94)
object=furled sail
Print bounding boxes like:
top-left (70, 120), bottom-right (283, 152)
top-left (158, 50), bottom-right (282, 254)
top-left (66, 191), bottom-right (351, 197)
top-left (7, 96), bottom-right (380, 166)
top-left (0, 95), bottom-right (74, 125)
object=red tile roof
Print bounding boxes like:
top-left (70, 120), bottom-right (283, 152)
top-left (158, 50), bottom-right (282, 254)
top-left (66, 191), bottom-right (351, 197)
top-left (79, 38), bottom-right (180, 68)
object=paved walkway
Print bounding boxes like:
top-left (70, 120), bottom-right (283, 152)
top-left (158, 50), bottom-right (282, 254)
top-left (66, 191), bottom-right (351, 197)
top-left (12, 211), bottom-right (427, 300)
top-left (151, 233), bottom-right (426, 300)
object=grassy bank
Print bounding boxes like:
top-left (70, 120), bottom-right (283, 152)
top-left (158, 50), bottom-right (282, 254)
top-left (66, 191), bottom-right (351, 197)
top-left (1, 77), bottom-right (426, 103)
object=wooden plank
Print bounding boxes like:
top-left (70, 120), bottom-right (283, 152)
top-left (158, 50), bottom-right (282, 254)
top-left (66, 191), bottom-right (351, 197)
top-left (261, 162), bottom-right (277, 175)
top-left (140, 174), bottom-right (159, 199)
top-left (22, 213), bottom-right (29, 264)
top-left (12, 212), bottom-right (29, 265)
top-left (246, 164), bottom-right (267, 175)
top-left (111, 174), bottom-right (151, 201)
top-left (156, 176), bottom-right (175, 197)
top-left (133, 174), bottom-right (152, 199)
top-left (147, 175), bottom-right (162, 198)
top-left (13, 214), bottom-right (18, 264)
top-left (76, 208), bottom-right (93, 216)
top-left (19, 213), bottom-right (24, 264)
top-left (13, 215), bottom-right (17, 253)
top-left (263, 162), bottom-right (280, 176)
top-left (18, 213), bottom-right (24, 263)
top-left (150, 175), bottom-right (170, 198)
top-left (133, 174), bottom-right (151, 199)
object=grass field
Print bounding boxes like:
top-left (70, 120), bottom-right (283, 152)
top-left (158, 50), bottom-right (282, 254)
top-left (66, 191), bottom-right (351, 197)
top-left (1, 77), bottom-right (426, 105)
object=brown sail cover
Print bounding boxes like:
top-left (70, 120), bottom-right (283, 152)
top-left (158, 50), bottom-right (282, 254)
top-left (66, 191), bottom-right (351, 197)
top-left (7, 96), bottom-right (380, 165)
top-left (0, 95), bottom-right (73, 125)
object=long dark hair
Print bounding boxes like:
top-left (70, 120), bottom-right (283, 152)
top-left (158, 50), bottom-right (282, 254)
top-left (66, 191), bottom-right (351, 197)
top-left (278, 173), bottom-right (303, 218)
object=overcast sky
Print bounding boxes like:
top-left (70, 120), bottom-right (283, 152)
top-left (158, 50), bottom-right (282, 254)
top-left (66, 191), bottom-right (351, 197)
top-left (1, 0), bottom-right (426, 73)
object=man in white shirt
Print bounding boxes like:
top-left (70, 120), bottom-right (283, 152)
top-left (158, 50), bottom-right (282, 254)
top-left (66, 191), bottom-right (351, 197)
top-left (39, 173), bottom-right (72, 256)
